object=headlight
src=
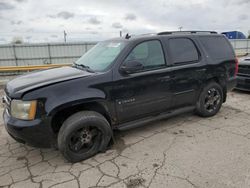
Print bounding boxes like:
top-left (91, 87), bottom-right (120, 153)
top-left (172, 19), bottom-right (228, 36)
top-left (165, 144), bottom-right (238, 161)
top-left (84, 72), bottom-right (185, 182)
top-left (11, 100), bottom-right (37, 120)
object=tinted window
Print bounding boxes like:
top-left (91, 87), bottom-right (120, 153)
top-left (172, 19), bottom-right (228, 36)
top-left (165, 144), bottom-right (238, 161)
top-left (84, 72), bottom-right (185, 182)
top-left (169, 38), bottom-right (199, 64)
top-left (199, 36), bottom-right (234, 59)
top-left (125, 40), bottom-right (165, 71)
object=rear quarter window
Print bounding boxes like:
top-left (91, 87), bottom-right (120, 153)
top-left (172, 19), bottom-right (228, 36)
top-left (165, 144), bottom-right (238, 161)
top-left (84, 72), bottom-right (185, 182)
top-left (199, 36), bottom-right (234, 59)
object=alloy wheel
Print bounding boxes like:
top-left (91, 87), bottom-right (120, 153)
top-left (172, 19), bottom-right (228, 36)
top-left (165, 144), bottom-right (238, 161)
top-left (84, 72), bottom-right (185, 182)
top-left (69, 127), bottom-right (100, 153)
top-left (204, 88), bottom-right (221, 113)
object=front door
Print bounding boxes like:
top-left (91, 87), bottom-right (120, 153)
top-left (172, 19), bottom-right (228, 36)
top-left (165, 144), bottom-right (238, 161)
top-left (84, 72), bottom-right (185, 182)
top-left (113, 40), bottom-right (173, 123)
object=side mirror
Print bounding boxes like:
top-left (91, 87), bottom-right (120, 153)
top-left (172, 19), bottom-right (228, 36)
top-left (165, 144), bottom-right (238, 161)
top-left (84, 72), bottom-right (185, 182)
top-left (120, 60), bottom-right (144, 74)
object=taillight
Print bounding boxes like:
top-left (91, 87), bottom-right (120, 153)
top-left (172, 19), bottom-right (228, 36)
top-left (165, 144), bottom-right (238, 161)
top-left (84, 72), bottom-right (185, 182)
top-left (235, 58), bottom-right (239, 76)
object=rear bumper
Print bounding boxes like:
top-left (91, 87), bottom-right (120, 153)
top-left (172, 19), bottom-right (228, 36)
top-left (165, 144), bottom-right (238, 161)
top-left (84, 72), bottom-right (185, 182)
top-left (235, 75), bottom-right (250, 91)
top-left (227, 77), bottom-right (237, 91)
top-left (3, 109), bottom-right (55, 148)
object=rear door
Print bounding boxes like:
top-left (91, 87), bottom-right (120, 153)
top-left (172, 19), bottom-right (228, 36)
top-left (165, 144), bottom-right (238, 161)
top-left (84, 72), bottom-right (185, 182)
top-left (165, 37), bottom-right (207, 108)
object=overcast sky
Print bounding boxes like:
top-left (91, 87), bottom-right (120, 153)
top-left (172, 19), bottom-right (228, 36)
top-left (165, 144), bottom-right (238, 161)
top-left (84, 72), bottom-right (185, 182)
top-left (0, 0), bottom-right (249, 43)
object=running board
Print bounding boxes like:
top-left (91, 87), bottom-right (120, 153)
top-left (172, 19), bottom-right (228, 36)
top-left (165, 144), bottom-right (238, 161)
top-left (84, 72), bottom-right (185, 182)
top-left (115, 106), bottom-right (195, 131)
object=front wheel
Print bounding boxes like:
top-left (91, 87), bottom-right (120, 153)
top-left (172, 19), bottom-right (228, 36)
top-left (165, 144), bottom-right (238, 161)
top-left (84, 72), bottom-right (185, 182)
top-left (196, 82), bottom-right (223, 117)
top-left (58, 111), bottom-right (112, 162)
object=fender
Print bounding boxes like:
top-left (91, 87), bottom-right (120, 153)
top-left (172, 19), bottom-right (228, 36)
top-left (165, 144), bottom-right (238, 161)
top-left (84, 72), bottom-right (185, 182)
top-left (49, 96), bottom-right (114, 126)
top-left (45, 88), bottom-right (107, 117)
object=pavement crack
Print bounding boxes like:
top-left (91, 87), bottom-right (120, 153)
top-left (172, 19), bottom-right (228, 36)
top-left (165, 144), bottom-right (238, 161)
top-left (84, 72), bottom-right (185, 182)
top-left (166, 174), bottom-right (199, 188)
top-left (147, 135), bottom-right (178, 188)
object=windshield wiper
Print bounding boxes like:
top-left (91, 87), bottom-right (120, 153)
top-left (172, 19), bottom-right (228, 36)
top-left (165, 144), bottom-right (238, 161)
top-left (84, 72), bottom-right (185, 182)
top-left (72, 63), bottom-right (95, 73)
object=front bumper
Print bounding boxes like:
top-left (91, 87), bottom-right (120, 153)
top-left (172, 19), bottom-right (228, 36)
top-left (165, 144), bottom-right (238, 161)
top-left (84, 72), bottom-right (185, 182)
top-left (3, 109), bottom-right (55, 148)
top-left (235, 75), bottom-right (250, 91)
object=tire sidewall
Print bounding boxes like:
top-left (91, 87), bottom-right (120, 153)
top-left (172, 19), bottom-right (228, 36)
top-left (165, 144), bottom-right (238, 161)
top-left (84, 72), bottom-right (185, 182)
top-left (58, 111), bottom-right (112, 162)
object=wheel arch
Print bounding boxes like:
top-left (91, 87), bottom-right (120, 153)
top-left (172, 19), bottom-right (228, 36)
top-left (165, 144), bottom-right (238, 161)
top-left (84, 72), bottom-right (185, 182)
top-left (50, 100), bottom-right (113, 134)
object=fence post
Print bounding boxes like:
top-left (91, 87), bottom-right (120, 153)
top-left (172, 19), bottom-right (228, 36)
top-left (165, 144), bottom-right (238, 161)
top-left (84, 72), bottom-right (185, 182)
top-left (247, 40), bottom-right (249, 54)
top-left (85, 43), bottom-right (88, 54)
top-left (13, 44), bottom-right (18, 66)
top-left (47, 43), bottom-right (52, 64)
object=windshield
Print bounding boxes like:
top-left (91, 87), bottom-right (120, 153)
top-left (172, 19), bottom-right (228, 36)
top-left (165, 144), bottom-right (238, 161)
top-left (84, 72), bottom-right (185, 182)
top-left (74, 41), bottom-right (126, 72)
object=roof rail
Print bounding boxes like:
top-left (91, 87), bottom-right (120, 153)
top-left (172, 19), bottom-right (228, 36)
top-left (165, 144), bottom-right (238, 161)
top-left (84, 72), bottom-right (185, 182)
top-left (157, 31), bottom-right (217, 35)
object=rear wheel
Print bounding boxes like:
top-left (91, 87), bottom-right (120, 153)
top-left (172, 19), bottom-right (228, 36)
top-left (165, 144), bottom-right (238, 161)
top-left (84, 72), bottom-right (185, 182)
top-left (196, 82), bottom-right (223, 117)
top-left (58, 111), bottom-right (112, 162)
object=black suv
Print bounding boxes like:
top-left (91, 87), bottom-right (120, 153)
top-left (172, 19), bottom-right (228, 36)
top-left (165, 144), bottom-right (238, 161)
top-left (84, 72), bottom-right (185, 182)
top-left (3, 31), bottom-right (237, 162)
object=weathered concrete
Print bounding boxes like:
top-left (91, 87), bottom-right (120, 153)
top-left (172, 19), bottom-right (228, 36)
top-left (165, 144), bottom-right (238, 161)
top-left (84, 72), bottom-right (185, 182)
top-left (1, 90), bottom-right (250, 188)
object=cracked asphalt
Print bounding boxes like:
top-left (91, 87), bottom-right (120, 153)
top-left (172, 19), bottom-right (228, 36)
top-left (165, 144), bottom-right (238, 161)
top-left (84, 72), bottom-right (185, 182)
top-left (1, 90), bottom-right (250, 188)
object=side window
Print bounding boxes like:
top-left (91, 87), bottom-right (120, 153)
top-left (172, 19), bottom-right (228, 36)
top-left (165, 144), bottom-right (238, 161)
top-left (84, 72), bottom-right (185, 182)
top-left (169, 38), bottom-right (199, 64)
top-left (125, 40), bottom-right (165, 71)
top-left (199, 36), bottom-right (234, 59)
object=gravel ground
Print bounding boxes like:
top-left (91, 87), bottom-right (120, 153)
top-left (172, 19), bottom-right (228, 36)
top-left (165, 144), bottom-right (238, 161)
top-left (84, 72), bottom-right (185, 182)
top-left (1, 90), bottom-right (250, 188)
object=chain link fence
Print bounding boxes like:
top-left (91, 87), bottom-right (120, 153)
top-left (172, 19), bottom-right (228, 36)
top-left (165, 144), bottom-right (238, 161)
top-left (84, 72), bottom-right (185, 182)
top-left (229, 39), bottom-right (250, 56)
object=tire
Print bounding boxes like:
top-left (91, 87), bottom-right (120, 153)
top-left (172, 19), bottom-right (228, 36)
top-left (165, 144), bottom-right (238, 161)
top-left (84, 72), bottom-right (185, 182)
top-left (196, 82), bottom-right (223, 117)
top-left (58, 111), bottom-right (112, 162)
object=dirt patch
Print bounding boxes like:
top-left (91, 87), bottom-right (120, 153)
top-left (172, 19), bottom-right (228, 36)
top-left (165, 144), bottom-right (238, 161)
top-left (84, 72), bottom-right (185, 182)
top-left (173, 130), bottom-right (185, 135)
top-left (126, 177), bottom-right (146, 188)
top-left (112, 131), bottom-right (127, 154)
top-left (16, 156), bottom-right (26, 161)
top-left (153, 163), bottom-right (159, 168)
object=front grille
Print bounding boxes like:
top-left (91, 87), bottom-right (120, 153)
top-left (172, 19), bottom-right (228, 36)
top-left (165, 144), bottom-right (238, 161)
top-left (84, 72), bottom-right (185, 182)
top-left (238, 65), bottom-right (250, 76)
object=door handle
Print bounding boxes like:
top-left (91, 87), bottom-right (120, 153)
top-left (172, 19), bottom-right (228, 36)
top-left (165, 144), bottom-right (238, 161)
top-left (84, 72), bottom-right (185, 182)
top-left (162, 76), bottom-right (171, 79)
top-left (159, 75), bottom-right (171, 82)
top-left (196, 68), bottom-right (207, 72)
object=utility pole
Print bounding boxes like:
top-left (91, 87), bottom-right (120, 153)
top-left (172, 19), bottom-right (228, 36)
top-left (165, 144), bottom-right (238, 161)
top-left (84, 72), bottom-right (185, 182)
top-left (119, 30), bottom-right (122, 37)
top-left (63, 30), bottom-right (67, 42)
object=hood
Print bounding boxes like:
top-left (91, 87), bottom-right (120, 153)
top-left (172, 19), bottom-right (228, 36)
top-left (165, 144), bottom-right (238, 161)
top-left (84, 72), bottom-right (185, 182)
top-left (5, 66), bottom-right (93, 98)
top-left (239, 58), bottom-right (250, 66)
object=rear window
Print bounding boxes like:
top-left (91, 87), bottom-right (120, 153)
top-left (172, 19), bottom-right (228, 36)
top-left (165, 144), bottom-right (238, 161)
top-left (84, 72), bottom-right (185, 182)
top-left (199, 36), bottom-right (234, 59)
top-left (168, 38), bottom-right (199, 64)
